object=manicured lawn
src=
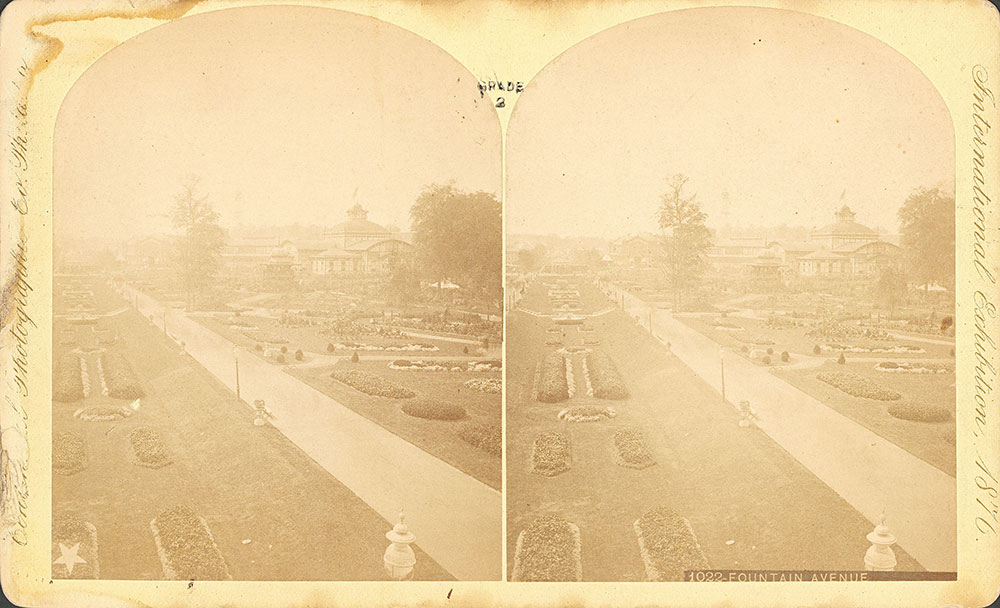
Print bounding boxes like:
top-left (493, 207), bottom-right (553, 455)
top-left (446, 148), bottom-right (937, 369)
top-left (507, 278), bottom-right (923, 580)
top-left (53, 277), bottom-right (453, 580)
top-left (774, 361), bottom-right (955, 475)
top-left (288, 359), bottom-right (501, 490)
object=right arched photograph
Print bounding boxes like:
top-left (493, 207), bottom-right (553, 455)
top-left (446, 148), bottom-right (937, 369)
top-left (504, 6), bottom-right (956, 582)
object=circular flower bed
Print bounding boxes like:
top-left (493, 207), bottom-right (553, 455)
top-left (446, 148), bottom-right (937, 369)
top-left (816, 372), bottom-right (901, 401)
top-left (557, 405), bottom-right (616, 423)
top-left (400, 398), bottom-right (466, 420)
top-left (887, 402), bottom-right (951, 422)
top-left (875, 361), bottom-right (952, 374)
top-left (330, 370), bottom-right (416, 398)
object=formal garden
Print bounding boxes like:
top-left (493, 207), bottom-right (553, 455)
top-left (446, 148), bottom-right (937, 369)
top-left (506, 275), bottom-right (924, 581)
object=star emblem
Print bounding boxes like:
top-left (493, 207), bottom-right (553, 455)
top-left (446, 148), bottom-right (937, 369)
top-left (54, 542), bottom-right (86, 576)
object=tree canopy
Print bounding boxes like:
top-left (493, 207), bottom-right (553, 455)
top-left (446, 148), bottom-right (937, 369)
top-left (656, 174), bottom-right (713, 311)
top-left (410, 184), bottom-right (502, 306)
top-left (897, 187), bottom-right (955, 289)
top-left (171, 177), bottom-right (225, 310)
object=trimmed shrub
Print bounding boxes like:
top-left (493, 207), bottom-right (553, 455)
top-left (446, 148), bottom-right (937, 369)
top-left (888, 402), bottom-right (951, 422)
top-left (587, 350), bottom-right (629, 400)
top-left (762, 355), bottom-right (771, 365)
top-left (280, 345), bottom-right (288, 354)
top-left (463, 345), bottom-right (469, 354)
top-left (254, 344), bottom-right (263, 352)
top-left (740, 345), bottom-right (749, 353)
top-left (613, 426), bottom-right (655, 469)
top-left (458, 420), bottom-right (501, 456)
top-left (813, 344), bottom-right (822, 355)
top-left (816, 372), bottom-right (901, 400)
top-left (837, 353), bottom-right (846, 365)
top-left (781, 351), bottom-right (789, 363)
top-left (950, 347), bottom-right (955, 357)
top-left (351, 351), bottom-right (360, 363)
top-left (401, 398), bottom-right (466, 420)
top-left (514, 514), bottom-right (580, 582)
top-left (537, 353), bottom-right (569, 403)
top-left (327, 343), bottom-right (336, 353)
top-left (331, 370), bottom-right (415, 398)
top-left (635, 507), bottom-right (709, 581)
top-left (531, 431), bottom-right (571, 476)
top-left (53, 353), bottom-right (84, 402)
top-left (766, 347), bottom-right (774, 355)
top-left (276, 354), bottom-right (285, 363)
top-left (294, 349), bottom-right (304, 361)
top-left (101, 352), bottom-right (144, 399)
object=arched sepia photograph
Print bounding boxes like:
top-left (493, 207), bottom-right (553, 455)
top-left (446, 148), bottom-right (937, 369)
top-left (50, 5), bottom-right (502, 581)
top-left (505, 7), bottom-right (957, 582)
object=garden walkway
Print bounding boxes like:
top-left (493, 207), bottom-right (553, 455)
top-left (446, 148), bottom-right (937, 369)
top-left (126, 287), bottom-right (502, 581)
top-left (613, 285), bottom-right (956, 572)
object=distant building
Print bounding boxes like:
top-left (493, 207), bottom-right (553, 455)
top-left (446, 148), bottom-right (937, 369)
top-left (609, 233), bottom-right (660, 268)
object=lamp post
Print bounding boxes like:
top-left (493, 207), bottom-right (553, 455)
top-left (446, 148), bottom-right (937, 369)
top-left (233, 345), bottom-right (241, 401)
top-left (383, 511), bottom-right (416, 580)
top-left (864, 512), bottom-right (897, 571)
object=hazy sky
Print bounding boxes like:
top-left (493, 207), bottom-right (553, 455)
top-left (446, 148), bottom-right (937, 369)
top-left (55, 6), bottom-right (500, 242)
top-left (506, 7), bottom-right (955, 238)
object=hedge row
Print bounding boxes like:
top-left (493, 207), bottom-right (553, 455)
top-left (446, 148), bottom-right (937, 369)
top-left (400, 398), bottom-right (466, 420)
top-left (888, 402), bottom-right (951, 422)
top-left (101, 352), bottom-right (145, 399)
top-left (537, 353), bottom-right (569, 403)
top-left (587, 350), bottom-right (629, 400)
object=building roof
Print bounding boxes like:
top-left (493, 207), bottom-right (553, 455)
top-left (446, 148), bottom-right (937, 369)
top-left (343, 237), bottom-right (413, 251)
top-left (314, 247), bottom-right (356, 259)
top-left (812, 205), bottom-right (876, 237)
top-left (769, 240), bottom-right (821, 253)
top-left (800, 249), bottom-right (846, 260)
top-left (327, 218), bottom-right (391, 236)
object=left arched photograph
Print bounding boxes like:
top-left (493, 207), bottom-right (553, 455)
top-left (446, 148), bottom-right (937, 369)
top-left (51, 5), bottom-right (502, 582)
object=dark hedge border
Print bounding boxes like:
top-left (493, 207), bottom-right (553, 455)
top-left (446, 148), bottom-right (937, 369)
top-left (887, 402), bottom-right (952, 423)
top-left (400, 398), bottom-right (466, 420)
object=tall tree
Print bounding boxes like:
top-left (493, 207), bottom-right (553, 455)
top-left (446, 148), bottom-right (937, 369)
top-left (897, 187), bottom-right (955, 290)
top-left (171, 177), bottom-right (225, 310)
top-left (410, 184), bottom-right (502, 308)
top-left (872, 266), bottom-right (908, 320)
top-left (656, 174), bottom-right (713, 312)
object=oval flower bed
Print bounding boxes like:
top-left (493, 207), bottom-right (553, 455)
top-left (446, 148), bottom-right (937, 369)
top-left (634, 506), bottom-right (709, 581)
top-left (150, 505), bottom-right (231, 580)
top-left (613, 426), bottom-right (656, 469)
top-left (537, 353), bottom-right (569, 403)
top-left (587, 350), bottom-right (629, 400)
top-left (512, 514), bottom-right (582, 581)
top-left (457, 419), bottom-right (501, 456)
top-left (330, 370), bottom-right (416, 398)
top-left (53, 431), bottom-right (86, 475)
top-left (887, 402), bottom-right (952, 422)
top-left (557, 405), bottom-right (616, 423)
top-left (101, 352), bottom-right (145, 399)
top-left (331, 342), bottom-right (439, 352)
top-left (464, 378), bottom-right (501, 393)
top-left (531, 431), bottom-right (571, 476)
top-left (389, 359), bottom-right (467, 372)
top-left (53, 353), bottom-right (85, 402)
top-left (816, 372), bottom-right (901, 401)
top-left (821, 343), bottom-right (924, 354)
top-left (400, 398), bottom-right (466, 420)
top-left (128, 426), bottom-right (172, 468)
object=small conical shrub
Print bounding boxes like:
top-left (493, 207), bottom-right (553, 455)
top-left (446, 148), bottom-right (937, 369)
top-left (254, 343), bottom-right (263, 352)
top-left (950, 347), bottom-right (955, 357)
top-left (463, 345), bottom-right (469, 354)
top-left (280, 345), bottom-right (288, 354)
top-left (762, 355), bottom-right (771, 365)
top-left (813, 344), bottom-right (822, 355)
top-left (766, 347), bottom-right (774, 355)
top-left (327, 342), bottom-right (336, 353)
top-left (837, 353), bottom-right (846, 365)
top-left (277, 353), bottom-right (285, 363)
top-left (351, 351), bottom-right (360, 363)
top-left (781, 351), bottom-right (790, 363)
top-left (295, 349), bottom-right (304, 361)
top-left (740, 345), bottom-right (749, 353)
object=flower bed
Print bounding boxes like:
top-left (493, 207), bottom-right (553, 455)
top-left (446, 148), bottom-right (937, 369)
top-left (400, 398), bottom-right (466, 420)
top-left (53, 431), bottom-right (86, 475)
top-left (816, 372), bottom-right (901, 400)
top-left (634, 507), bottom-right (709, 581)
top-left (512, 514), bottom-right (582, 581)
top-left (565, 358), bottom-right (576, 398)
top-left (887, 402), bottom-right (952, 422)
top-left (613, 426), bottom-right (656, 469)
top-left (820, 343), bottom-right (924, 354)
top-left (537, 353), bottom-right (569, 403)
top-left (586, 350), bottom-right (629, 400)
top-left (581, 356), bottom-right (594, 396)
top-left (464, 378), bottom-right (501, 393)
top-left (457, 419), bottom-right (501, 456)
top-left (874, 361), bottom-right (952, 374)
top-left (531, 431), bottom-right (571, 476)
top-left (101, 352), bottom-right (145, 399)
top-left (53, 353), bottom-right (84, 402)
top-left (389, 359), bottom-right (468, 372)
top-left (128, 426), bottom-right (172, 468)
top-left (73, 405), bottom-right (133, 422)
top-left (52, 517), bottom-right (99, 578)
top-left (330, 342), bottom-right (439, 352)
top-left (557, 405), bottom-right (616, 423)
top-left (330, 370), bottom-right (416, 398)
top-left (150, 505), bottom-right (231, 580)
